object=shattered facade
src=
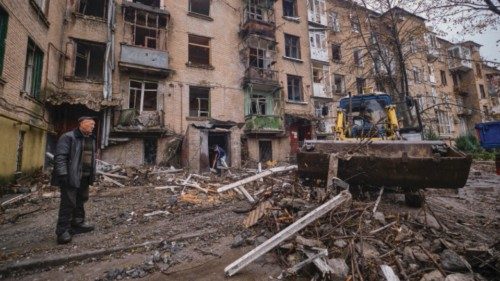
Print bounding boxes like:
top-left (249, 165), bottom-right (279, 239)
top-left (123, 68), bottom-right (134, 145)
top-left (0, 0), bottom-right (498, 184)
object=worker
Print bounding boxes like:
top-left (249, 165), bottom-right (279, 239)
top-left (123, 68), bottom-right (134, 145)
top-left (51, 116), bottom-right (97, 244)
top-left (211, 144), bottom-right (228, 176)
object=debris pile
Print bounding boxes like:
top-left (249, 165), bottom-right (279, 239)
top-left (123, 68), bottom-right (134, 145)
top-left (218, 166), bottom-right (499, 280)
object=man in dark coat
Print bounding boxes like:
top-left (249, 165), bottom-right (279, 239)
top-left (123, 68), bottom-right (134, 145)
top-left (52, 116), bottom-right (97, 244)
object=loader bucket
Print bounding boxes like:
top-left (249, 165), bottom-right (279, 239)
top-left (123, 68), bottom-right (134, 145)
top-left (297, 140), bottom-right (472, 190)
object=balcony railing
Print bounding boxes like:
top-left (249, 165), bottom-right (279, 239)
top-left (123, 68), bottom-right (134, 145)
top-left (310, 47), bottom-right (328, 62)
top-left (119, 44), bottom-right (169, 73)
top-left (114, 109), bottom-right (165, 133)
top-left (244, 66), bottom-right (279, 86)
top-left (244, 115), bottom-right (284, 134)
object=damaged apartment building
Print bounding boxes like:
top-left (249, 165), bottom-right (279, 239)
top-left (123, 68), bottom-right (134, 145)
top-left (0, 0), bottom-right (498, 184)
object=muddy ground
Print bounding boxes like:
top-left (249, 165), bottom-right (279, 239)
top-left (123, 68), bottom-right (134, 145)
top-left (0, 161), bottom-right (498, 280)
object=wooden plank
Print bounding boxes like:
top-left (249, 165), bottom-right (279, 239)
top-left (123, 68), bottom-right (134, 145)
top-left (97, 171), bottom-right (129, 180)
top-left (102, 175), bottom-right (124, 187)
top-left (224, 190), bottom-right (351, 276)
top-left (236, 187), bottom-right (255, 203)
top-left (217, 165), bottom-right (297, 193)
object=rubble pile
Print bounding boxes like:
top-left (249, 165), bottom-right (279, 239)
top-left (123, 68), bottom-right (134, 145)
top-left (1, 161), bottom-right (498, 280)
top-left (219, 166), bottom-right (499, 280)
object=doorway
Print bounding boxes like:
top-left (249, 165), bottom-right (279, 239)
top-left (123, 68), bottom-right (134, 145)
top-left (144, 138), bottom-right (158, 164)
top-left (259, 140), bottom-right (272, 163)
top-left (208, 132), bottom-right (230, 168)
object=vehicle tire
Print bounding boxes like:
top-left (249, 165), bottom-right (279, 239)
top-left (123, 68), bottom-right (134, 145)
top-left (405, 192), bottom-right (425, 208)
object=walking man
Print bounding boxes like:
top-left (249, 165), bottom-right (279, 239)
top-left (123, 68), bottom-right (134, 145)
top-left (52, 116), bottom-right (96, 244)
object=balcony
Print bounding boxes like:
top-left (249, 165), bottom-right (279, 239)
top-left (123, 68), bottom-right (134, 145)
top-left (448, 46), bottom-right (472, 72)
top-left (244, 115), bottom-right (284, 135)
top-left (307, 3), bottom-right (327, 26)
top-left (312, 83), bottom-right (331, 99)
top-left (453, 85), bottom-right (469, 96)
top-left (113, 109), bottom-right (166, 135)
top-left (427, 46), bottom-right (439, 61)
top-left (240, 3), bottom-right (276, 39)
top-left (119, 44), bottom-right (170, 76)
top-left (310, 47), bottom-right (328, 62)
top-left (243, 66), bottom-right (280, 91)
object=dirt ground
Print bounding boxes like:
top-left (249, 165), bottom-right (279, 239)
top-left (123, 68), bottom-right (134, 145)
top-left (0, 161), bottom-right (498, 280)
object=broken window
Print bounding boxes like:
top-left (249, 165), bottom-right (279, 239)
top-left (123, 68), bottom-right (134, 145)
top-left (249, 48), bottom-right (266, 69)
top-left (476, 63), bottom-right (482, 78)
top-left (329, 12), bottom-right (340, 32)
top-left (284, 34), bottom-right (300, 59)
top-left (283, 0), bottom-right (297, 17)
top-left (333, 74), bottom-right (344, 94)
top-left (436, 110), bottom-right (452, 135)
top-left (74, 40), bottom-right (105, 80)
top-left (440, 70), bottom-right (447, 86)
top-left (188, 34), bottom-right (210, 66)
top-left (23, 39), bottom-right (44, 99)
top-left (78, 0), bottom-right (108, 18)
top-left (350, 15), bottom-right (360, 33)
top-left (353, 49), bottom-right (363, 66)
top-left (124, 7), bottom-right (168, 50)
top-left (331, 43), bottom-right (341, 62)
top-left (134, 0), bottom-right (160, 8)
top-left (356, 77), bottom-right (365, 94)
top-left (287, 75), bottom-right (302, 101)
top-left (129, 80), bottom-right (158, 112)
top-left (189, 86), bottom-right (210, 117)
top-left (479, 84), bottom-right (486, 99)
top-left (0, 7), bottom-right (8, 75)
top-left (189, 0), bottom-right (210, 16)
top-left (250, 94), bottom-right (267, 115)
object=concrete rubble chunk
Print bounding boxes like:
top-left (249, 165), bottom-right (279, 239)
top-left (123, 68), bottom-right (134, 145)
top-left (295, 235), bottom-right (325, 248)
top-left (440, 249), bottom-right (471, 272)
top-left (327, 258), bottom-right (349, 281)
top-left (356, 242), bottom-right (380, 259)
top-left (417, 213), bottom-right (441, 230)
top-left (373, 211), bottom-right (387, 225)
top-left (333, 239), bottom-right (348, 249)
top-left (419, 270), bottom-right (445, 281)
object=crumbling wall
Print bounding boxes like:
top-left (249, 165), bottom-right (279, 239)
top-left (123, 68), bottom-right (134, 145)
top-left (101, 139), bottom-right (144, 166)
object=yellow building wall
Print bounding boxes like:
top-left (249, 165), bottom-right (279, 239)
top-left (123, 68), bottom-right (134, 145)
top-left (0, 116), bottom-right (46, 185)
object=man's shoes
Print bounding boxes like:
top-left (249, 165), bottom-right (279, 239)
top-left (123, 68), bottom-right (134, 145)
top-left (71, 222), bottom-right (95, 234)
top-left (57, 230), bottom-right (72, 244)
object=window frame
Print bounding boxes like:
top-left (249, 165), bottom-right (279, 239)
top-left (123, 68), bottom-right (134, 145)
top-left (23, 39), bottom-right (44, 100)
top-left (188, 34), bottom-right (211, 67)
top-left (353, 49), bottom-right (363, 67)
top-left (0, 7), bottom-right (8, 76)
top-left (479, 84), bottom-right (486, 99)
top-left (331, 43), bottom-right (341, 62)
top-left (129, 80), bottom-right (159, 113)
top-left (283, 0), bottom-right (298, 17)
top-left (284, 34), bottom-right (301, 60)
top-left (440, 70), bottom-right (447, 86)
top-left (189, 0), bottom-right (210, 17)
top-left (73, 39), bottom-right (106, 81)
top-left (287, 74), bottom-right (303, 102)
top-left (189, 86), bottom-right (210, 117)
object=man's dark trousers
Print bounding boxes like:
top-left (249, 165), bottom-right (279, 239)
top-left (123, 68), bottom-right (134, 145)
top-left (56, 177), bottom-right (90, 236)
